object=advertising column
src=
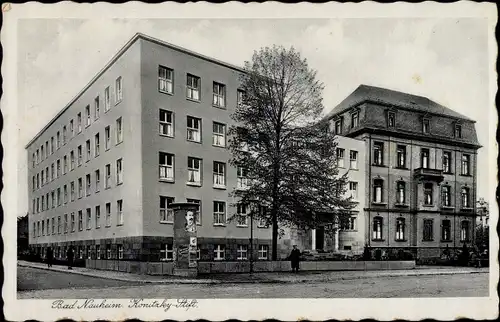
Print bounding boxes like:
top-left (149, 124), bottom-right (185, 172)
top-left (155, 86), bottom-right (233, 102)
top-left (170, 202), bottom-right (199, 277)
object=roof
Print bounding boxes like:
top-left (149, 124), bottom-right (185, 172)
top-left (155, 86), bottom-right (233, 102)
top-left (26, 33), bottom-right (245, 148)
top-left (325, 84), bottom-right (474, 122)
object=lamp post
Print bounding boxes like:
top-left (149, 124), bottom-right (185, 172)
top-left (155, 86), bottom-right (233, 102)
top-left (250, 209), bottom-right (254, 273)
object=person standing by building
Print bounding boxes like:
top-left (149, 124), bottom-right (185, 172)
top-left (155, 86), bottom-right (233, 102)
top-left (67, 246), bottom-right (74, 270)
top-left (46, 247), bottom-right (54, 268)
top-left (289, 245), bottom-right (301, 273)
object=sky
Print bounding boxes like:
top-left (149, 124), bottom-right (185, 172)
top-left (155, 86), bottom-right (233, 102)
top-left (15, 17), bottom-right (492, 217)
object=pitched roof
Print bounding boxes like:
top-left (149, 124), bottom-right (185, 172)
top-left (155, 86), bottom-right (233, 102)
top-left (325, 84), bottom-right (474, 122)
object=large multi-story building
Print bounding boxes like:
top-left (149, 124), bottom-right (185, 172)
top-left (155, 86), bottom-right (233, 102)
top-left (326, 85), bottom-right (481, 259)
top-left (26, 33), bottom-right (274, 262)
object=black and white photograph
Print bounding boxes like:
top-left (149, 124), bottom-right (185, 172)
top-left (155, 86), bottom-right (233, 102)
top-left (2, 2), bottom-right (498, 321)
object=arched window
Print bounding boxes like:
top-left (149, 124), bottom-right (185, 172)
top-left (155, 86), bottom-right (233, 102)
top-left (461, 187), bottom-right (470, 208)
top-left (441, 186), bottom-right (451, 207)
top-left (373, 179), bottom-right (383, 203)
top-left (461, 220), bottom-right (470, 241)
top-left (424, 183), bottom-right (433, 205)
top-left (395, 218), bottom-right (405, 241)
top-left (372, 216), bottom-right (383, 240)
top-left (397, 181), bottom-right (406, 204)
top-left (441, 219), bottom-right (451, 241)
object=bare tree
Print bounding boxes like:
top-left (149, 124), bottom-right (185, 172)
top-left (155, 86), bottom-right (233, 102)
top-left (229, 46), bottom-right (355, 260)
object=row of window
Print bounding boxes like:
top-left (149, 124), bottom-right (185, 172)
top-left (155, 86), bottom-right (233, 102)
top-left (32, 119), bottom-right (123, 192)
top-left (372, 142), bottom-right (471, 175)
top-left (32, 200), bottom-right (123, 238)
top-left (372, 180), bottom-right (472, 208)
top-left (333, 110), bottom-right (464, 139)
top-left (32, 160), bottom-right (123, 214)
top-left (32, 77), bottom-right (123, 169)
top-left (158, 65), bottom-right (244, 108)
top-left (159, 153), bottom-right (248, 189)
top-left (372, 217), bottom-right (471, 242)
top-left (335, 149), bottom-right (359, 170)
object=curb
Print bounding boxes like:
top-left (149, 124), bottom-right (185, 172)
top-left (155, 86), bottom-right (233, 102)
top-left (18, 263), bottom-right (488, 285)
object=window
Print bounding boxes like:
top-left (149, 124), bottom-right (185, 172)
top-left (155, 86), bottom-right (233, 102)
top-left (334, 118), bottom-right (343, 134)
top-left (237, 89), bottom-right (245, 106)
top-left (461, 187), bottom-right (470, 208)
top-left (64, 184), bottom-right (68, 204)
top-left (94, 133), bottom-right (100, 157)
top-left (63, 126), bottom-right (67, 145)
top-left (341, 216), bottom-right (356, 230)
top-left (424, 183), bottom-right (433, 205)
top-left (214, 244), bottom-right (225, 260)
top-left (442, 186), bottom-right (451, 207)
top-left (455, 124), bottom-right (462, 138)
top-left (336, 148), bottom-right (345, 168)
top-left (85, 105), bottom-right (91, 127)
top-left (395, 218), bottom-right (405, 241)
top-left (349, 150), bottom-right (358, 169)
top-left (104, 87), bottom-right (110, 112)
top-left (159, 66), bottom-right (174, 94)
top-left (441, 219), bottom-right (451, 241)
top-left (41, 196), bottom-right (44, 211)
top-left (387, 112), bottom-right (395, 127)
top-left (237, 167), bottom-right (248, 189)
top-left (159, 152), bottom-right (174, 181)
top-left (187, 116), bottom-right (201, 142)
top-left (51, 217), bottom-right (55, 235)
top-left (373, 179), bottom-right (383, 203)
top-left (77, 113), bottom-right (82, 133)
top-left (213, 201), bottom-right (226, 225)
top-left (160, 196), bottom-right (175, 223)
top-left (32, 153), bottom-right (35, 168)
top-left (212, 122), bottom-right (226, 147)
top-left (51, 163), bottom-right (55, 180)
top-left (86, 174), bottom-right (91, 196)
top-left (421, 148), bottom-right (429, 169)
top-left (70, 181), bottom-right (75, 201)
top-left (396, 145), bottom-right (406, 168)
top-left (373, 142), bottom-right (384, 166)
top-left (351, 111), bottom-right (359, 128)
top-left (96, 245), bottom-right (101, 259)
top-left (423, 119), bottom-right (430, 133)
top-left (64, 214), bottom-right (68, 233)
top-left (349, 182), bottom-right (358, 199)
top-left (94, 96), bottom-right (100, 120)
top-left (115, 76), bottom-right (123, 103)
top-left (159, 109), bottom-right (174, 136)
top-left (51, 137), bottom-right (54, 154)
top-left (460, 221), bottom-right (470, 241)
top-left (116, 159), bottom-right (123, 185)
top-left (69, 119), bottom-right (74, 137)
top-left (95, 205), bottom-right (101, 229)
top-left (461, 154), bottom-right (470, 175)
top-left (160, 244), bottom-right (174, 261)
top-left (117, 200), bottom-right (123, 225)
top-left (42, 221), bottom-right (45, 236)
top-left (423, 219), bottom-right (434, 241)
top-left (87, 246), bottom-right (92, 259)
top-left (187, 157), bottom-right (202, 185)
top-left (443, 151), bottom-right (451, 173)
top-left (213, 82), bottom-right (226, 107)
top-left (70, 151), bottom-right (75, 170)
top-left (86, 140), bottom-right (91, 161)
top-left (78, 177), bottom-right (83, 198)
top-left (86, 208), bottom-right (92, 229)
top-left (186, 199), bottom-right (201, 225)
top-left (106, 245), bottom-right (111, 259)
top-left (237, 245), bottom-right (248, 260)
top-left (58, 217), bottom-right (62, 234)
top-left (105, 203), bottom-right (111, 227)
top-left (186, 74), bottom-right (200, 100)
top-left (105, 126), bottom-right (110, 150)
top-left (397, 181), bottom-right (406, 204)
top-left (258, 245), bottom-right (269, 260)
top-left (41, 146), bottom-right (45, 160)
top-left (57, 188), bottom-right (61, 206)
top-left (78, 210), bottom-right (83, 231)
top-left (105, 164), bottom-right (111, 188)
top-left (57, 132), bottom-right (61, 149)
top-left (116, 118), bottom-right (123, 144)
top-left (63, 156), bottom-right (67, 174)
top-left (372, 217), bottom-right (383, 240)
top-left (237, 203), bottom-right (248, 227)
top-left (213, 162), bottom-right (226, 188)
top-left (77, 145), bottom-right (82, 166)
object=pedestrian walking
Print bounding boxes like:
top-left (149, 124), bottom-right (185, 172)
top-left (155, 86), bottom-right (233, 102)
top-left (67, 246), bottom-right (74, 270)
top-left (46, 247), bottom-right (54, 268)
top-left (289, 245), bottom-right (301, 273)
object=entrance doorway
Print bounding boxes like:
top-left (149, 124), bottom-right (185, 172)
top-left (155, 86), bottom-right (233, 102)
top-left (315, 226), bottom-right (325, 250)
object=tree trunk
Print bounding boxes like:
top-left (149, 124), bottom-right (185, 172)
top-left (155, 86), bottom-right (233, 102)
top-left (271, 210), bottom-right (279, 260)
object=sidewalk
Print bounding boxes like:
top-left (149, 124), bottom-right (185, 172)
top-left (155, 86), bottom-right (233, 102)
top-left (18, 260), bottom-right (488, 285)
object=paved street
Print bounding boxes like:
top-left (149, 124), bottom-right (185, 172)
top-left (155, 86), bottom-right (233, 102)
top-left (18, 266), bottom-right (489, 299)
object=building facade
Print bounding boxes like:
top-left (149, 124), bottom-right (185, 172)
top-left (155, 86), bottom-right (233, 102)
top-left (326, 85), bottom-right (481, 259)
top-left (26, 33), bottom-right (272, 263)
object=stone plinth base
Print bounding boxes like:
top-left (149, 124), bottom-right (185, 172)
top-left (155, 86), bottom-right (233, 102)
top-left (173, 268), bottom-right (197, 277)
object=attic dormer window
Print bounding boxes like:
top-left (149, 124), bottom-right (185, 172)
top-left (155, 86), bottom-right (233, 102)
top-left (455, 124), bottom-right (462, 138)
top-left (351, 111), bottom-right (359, 128)
top-left (335, 117), bottom-right (343, 135)
top-left (387, 112), bottom-right (395, 128)
top-left (423, 118), bottom-right (430, 134)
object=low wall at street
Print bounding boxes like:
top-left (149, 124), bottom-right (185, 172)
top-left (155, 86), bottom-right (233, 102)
top-left (85, 259), bottom-right (416, 275)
